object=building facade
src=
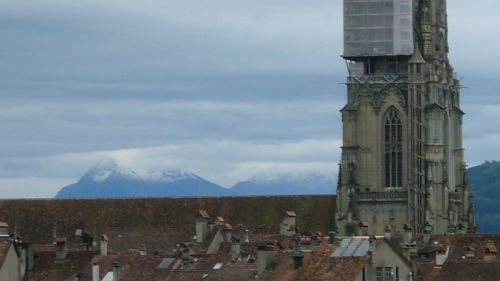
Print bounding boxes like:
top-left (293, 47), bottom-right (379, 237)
top-left (336, 0), bottom-right (476, 235)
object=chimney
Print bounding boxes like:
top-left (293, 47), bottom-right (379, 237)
top-left (423, 222), bottom-right (433, 244)
top-left (403, 224), bottom-right (414, 244)
top-left (231, 238), bottom-right (241, 262)
top-left (292, 249), bottom-right (304, 269)
top-left (0, 222), bottom-right (9, 237)
top-left (244, 228), bottom-right (250, 243)
top-left (92, 262), bottom-right (100, 281)
top-left (216, 216), bottom-right (225, 226)
top-left (256, 242), bottom-right (274, 275)
top-left (484, 243), bottom-right (497, 261)
top-left (435, 246), bottom-right (449, 266)
top-left (410, 248), bottom-right (418, 280)
top-left (100, 234), bottom-right (109, 256)
top-left (223, 223), bottom-right (233, 242)
top-left (286, 211), bottom-right (297, 230)
top-left (55, 236), bottom-right (68, 263)
top-left (140, 244), bottom-right (147, 256)
top-left (328, 230), bottom-right (337, 244)
top-left (465, 246), bottom-right (475, 258)
top-left (196, 210), bottom-right (210, 243)
top-left (384, 225), bottom-right (393, 240)
top-left (358, 221), bottom-right (369, 236)
top-left (27, 243), bottom-right (35, 272)
top-left (112, 262), bottom-right (121, 281)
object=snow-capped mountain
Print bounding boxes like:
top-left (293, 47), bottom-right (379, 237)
top-left (55, 162), bottom-right (229, 198)
top-left (229, 171), bottom-right (336, 196)
top-left (55, 163), bottom-right (337, 198)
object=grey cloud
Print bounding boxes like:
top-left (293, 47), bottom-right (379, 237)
top-left (0, 0), bottom-right (498, 197)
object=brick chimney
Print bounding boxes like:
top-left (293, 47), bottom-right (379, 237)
top-left (55, 236), bottom-right (68, 263)
top-left (92, 262), bottom-right (100, 281)
top-left (112, 262), bottom-right (121, 281)
top-left (100, 234), bottom-right (109, 256)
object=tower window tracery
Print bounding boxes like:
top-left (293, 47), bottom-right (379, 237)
top-left (384, 108), bottom-right (403, 188)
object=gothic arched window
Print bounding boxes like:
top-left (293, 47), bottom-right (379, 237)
top-left (384, 108), bottom-right (403, 187)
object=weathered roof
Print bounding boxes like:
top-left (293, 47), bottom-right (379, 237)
top-left (79, 250), bottom-right (172, 281)
top-left (0, 238), bottom-right (12, 268)
top-left (420, 261), bottom-right (500, 281)
top-left (0, 196), bottom-right (335, 244)
top-left (27, 251), bottom-right (96, 281)
top-left (0, 222), bottom-right (9, 228)
top-left (286, 211), bottom-right (297, 217)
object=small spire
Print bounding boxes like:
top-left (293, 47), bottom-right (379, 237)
top-left (409, 47), bottom-right (426, 64)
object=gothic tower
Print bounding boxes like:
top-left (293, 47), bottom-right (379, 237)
top-left (336, 0), bottom-right (476, 235)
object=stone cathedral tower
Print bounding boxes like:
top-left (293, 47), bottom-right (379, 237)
top-left (336, 0), bottom-right (476, 235)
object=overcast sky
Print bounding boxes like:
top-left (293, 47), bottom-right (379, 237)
top-left (1, 0), bottom-right (499, 198)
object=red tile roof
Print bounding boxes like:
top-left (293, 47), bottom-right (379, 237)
top-left (27, 251), bottom-right (96, 281)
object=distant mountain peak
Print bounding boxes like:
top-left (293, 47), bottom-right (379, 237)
top-left (86, 161), bottom-right (138, 182)
top-left (56, 163), bottom-right (228, 199)
top-left (248, 170), bottom-right (336, 184)
top-left (231, 170), bottom-right (336, 196)
top-left (83, 161), bottom-right (197, 183)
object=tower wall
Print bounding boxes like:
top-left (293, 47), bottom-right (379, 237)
top-left (336, 0), bottom-right (476, 235)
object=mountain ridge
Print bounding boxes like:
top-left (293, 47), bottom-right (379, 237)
top-left (55, 163), bottom-right (337, 198)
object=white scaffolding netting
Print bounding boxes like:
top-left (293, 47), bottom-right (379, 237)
top-left (344, 0), bottom-right (414, 57)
